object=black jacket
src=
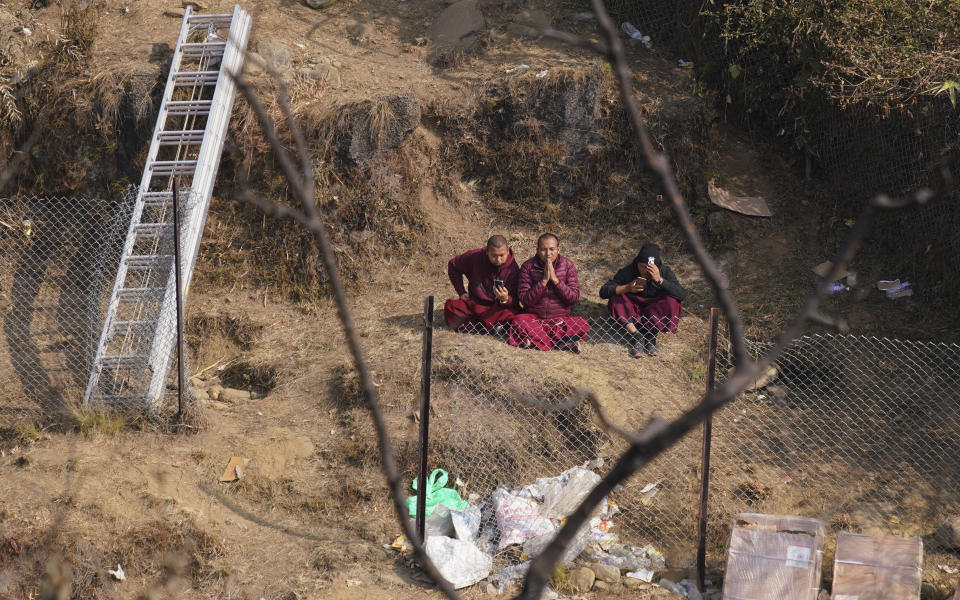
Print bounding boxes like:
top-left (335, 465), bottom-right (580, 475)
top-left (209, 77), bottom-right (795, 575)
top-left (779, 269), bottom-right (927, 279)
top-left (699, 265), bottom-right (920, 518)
top-left (599, 260), bottom-right (686, 302)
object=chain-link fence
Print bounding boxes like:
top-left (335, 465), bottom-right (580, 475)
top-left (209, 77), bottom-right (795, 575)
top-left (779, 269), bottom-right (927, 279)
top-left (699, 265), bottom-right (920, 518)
top-left (712, 330), bottom-right (960, 569)
top-left (83, 186), bottom-right (200, 416)
top-left (604, 0), bottom-right (960, 315)
top-left (0, 189), bottom-right (137, 428)
top-left (430, 315), bottom-right (711, 569)
top-left (428, 313), bottom-right (960, 573)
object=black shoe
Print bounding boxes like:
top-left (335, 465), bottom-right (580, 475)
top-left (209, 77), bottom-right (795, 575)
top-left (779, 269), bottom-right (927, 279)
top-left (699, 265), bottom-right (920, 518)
top-left (489, 324), bottom-right (508, 339)
top-left (629, 331), bottom-right (644, 358)
top-left (645, 338), bottom-right (659, 356)
top-left (556, 336), bottom-right (581, 353)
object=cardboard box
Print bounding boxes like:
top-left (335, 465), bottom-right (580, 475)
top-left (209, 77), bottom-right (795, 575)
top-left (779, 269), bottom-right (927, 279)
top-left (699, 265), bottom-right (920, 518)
top-left (831, 532), bottom-right (922, 600)
top-left (722, 513), bottom-right (825, 600)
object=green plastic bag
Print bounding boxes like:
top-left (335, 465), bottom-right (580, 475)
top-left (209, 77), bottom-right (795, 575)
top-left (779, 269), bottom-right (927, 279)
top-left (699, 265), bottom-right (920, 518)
top-left (406, 468), bottom-right (469, 517)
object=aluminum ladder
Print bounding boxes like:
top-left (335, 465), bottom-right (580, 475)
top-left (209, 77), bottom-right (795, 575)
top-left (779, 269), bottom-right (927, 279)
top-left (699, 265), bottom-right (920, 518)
top-left (85, 5), bottom-right (251, 409)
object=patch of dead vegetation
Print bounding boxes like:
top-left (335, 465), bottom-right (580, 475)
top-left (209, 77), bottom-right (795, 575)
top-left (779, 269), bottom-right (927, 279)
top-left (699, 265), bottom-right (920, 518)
top-left (429, 62), bottom-right (711, 232)
top-left (0, 513), bottom-right (221, 599)
top-left (207, 88), bottom-right (435, 303)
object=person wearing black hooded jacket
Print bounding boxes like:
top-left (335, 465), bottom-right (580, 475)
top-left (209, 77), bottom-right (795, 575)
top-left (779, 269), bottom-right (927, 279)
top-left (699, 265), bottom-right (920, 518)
top-left (599, 242), bottom-right (686, 357)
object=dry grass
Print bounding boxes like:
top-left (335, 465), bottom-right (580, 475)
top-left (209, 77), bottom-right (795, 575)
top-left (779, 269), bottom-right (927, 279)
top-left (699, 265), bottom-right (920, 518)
top-left (209, 89), bottom-right (431, 303)
top-left (0, 514), bottom-right (221, 599)
top-left (57, 0), bottom-right (104, 61)
top-left (1, 60), bottom-right (157, 193)
top-left (429, 63), bottom-right (711, 231)
top-left (331, 362), bottom-right (363, 409)
top-left (70, 407), bottom-right (127, 437)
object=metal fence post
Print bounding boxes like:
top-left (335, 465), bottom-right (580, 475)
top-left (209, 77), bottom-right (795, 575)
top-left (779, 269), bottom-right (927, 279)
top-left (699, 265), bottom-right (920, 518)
top-left (173, 181), bottom-right (186, 421)
top-left (416, 295), bottom-right (435, 543)
top-left (697, 308), bottom-right (720, 591)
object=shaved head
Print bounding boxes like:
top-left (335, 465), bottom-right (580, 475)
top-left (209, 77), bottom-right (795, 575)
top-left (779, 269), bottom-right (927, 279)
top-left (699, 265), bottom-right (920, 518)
top-left (486, 235), bottom-right (508, 249)
top-left (485, 235), bottom-right (510, 267)
top-left (537, 232), bottom-right (558, 247)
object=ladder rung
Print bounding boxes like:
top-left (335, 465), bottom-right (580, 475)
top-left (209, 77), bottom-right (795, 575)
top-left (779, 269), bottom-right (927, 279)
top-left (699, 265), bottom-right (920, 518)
top-left (142, 192), bottom-right (174, 207)
top-left (149, 160), bottom-right (198, 176)
top-left (180, 42), bottom-right (226, 57)
top-left (96, 394), bottom-right (143, 403)
top-left (165, 100), bottom-right (212, 116)
top-left (134, 223), bottom-right (174, 238)
top-left (110, 320), bottom-right (157, 334)
top-left (172, 70), bottom-right (220, 86)
top-left (157, 129), bottom-right (206, 145)
top-left (187, 13), bottom-right (233, 24)
top-left (117, 287), bottom-right (167, 302)
top-left (125, 254), bottom-right (174, 269)
top-left (100, 355), bottom-right (150, 369)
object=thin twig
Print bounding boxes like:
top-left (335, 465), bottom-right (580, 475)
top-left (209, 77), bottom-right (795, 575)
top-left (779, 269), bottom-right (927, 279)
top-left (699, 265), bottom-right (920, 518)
top-left (229, 66), bottom-right (463, 600)
top-left (517, 2), bottom-right (940, 597)
top-left (561, 0), bottom-right (752, 368)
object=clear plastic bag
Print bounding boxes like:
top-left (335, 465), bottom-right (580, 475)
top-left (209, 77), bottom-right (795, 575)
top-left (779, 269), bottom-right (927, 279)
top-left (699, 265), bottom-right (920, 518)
top-left (522, 518), bottom-right (592, 565)
top-left (492, 488), bottom-right (555, 549)
top-left (451, 505), bottom-right (481, 542)
top-left (425, 535), bottom-right (493, 589)
top-left (539, 467), bottom-right (601, 519)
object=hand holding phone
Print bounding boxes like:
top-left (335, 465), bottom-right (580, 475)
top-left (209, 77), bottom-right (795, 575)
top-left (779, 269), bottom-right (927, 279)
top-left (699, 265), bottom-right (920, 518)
top-left (493, 278), bottom-right (509, 303)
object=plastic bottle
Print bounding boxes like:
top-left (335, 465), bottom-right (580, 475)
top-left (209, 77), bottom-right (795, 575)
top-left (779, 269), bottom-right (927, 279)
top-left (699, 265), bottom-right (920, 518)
top-left (620, 22), bottom-right (652, 48)
top-left (828, 282), bottom-right (850, 294)
top-left (620, 22), bottom-right (642, 38)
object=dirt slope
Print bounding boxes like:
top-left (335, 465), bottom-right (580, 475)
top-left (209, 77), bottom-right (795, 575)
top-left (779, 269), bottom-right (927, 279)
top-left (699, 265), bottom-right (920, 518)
top-left (1, 0), bottom-right (950, 599)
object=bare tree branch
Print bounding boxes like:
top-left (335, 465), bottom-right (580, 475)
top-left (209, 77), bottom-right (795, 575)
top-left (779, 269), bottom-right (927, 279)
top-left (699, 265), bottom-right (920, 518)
top-left (516, 2), bottom-right (941, 597)
top-left (228, 67), bottom-right (464, 600)
top-left (227, 6), bottom-right (945, 597)
top-left (566, 0), bottom-right (752, 368)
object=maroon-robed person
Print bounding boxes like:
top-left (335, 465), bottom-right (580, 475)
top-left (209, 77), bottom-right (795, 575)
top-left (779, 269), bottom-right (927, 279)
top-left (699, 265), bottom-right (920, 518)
top-left (599, 242), bottom-right (686, 357)
top-left (444, 235), bottom-right (520, 333)
top-left (509, 233), bottom-right (590, 352)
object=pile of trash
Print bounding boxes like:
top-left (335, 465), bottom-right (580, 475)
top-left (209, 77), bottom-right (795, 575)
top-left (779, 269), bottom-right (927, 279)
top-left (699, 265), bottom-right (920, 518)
top-left (391, 465), bottom-right (702, 597)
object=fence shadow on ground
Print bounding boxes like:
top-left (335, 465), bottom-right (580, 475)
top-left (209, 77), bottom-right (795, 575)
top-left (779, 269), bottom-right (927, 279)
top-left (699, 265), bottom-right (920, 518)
top-left (422, 314), bottom-right (960, 573)
top-left (0, 192), bottom-right (135, 426)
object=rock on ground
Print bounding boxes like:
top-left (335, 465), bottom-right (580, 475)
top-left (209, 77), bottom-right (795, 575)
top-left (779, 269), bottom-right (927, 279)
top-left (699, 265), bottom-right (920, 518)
top-left (592, 562), bottom-right (621, 583)
top-left (303, 0), bottom-right (337, 9)
top-left (219, 388), bottom-right (251, 403)
top-left (244, 51), bottom-right (265, 76)
top-left (569, 567), bottom-right (595, 593)
top-left (428, 0), bottom-right (485, 48)
top-left (256, 39), bottom-right (292, 70)
top-left (506, 9), bottom-right (550, 39)
top-left (428, 0), bottom-right (485, 65)
top-left (306, 64), bottom-right (341, 87)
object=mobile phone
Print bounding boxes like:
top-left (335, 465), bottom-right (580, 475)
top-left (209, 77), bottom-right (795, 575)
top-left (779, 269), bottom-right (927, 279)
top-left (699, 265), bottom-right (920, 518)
top-left (493, 278), bottom-right (504, 287)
